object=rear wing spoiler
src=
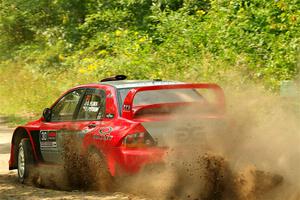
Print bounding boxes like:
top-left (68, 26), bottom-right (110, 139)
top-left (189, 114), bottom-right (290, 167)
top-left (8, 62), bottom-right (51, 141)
top-left (122, 83), bottom-right (225, 119)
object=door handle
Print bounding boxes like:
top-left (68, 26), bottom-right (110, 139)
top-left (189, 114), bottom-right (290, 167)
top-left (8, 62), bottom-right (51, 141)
top-left (88, 123), bottom-right (97, 129)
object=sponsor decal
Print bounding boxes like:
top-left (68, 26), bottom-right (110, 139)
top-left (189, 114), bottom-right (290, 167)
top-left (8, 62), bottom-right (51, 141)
top-left (83, 104), bottom-right (99, 112)
top-left (123, 105), bottom-right (131, 111)
top-left (40, 130), bottom-right (57, 148)
top-left (94, 126), bottom-right (113, 141)
top-left (48, 131), bottom-right (57, 138)
top-left (99, 127), bottom-right (113, 134)
top-left (93, 134), bottom-right (113, 141)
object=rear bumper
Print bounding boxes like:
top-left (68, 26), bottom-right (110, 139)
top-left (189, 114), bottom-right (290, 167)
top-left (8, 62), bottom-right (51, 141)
top-left (111, 147), bottom-right (166, 175)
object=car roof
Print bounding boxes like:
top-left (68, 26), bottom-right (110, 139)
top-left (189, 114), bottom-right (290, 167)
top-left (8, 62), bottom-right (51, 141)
top-left (100, 80), bottom-right (185, 89)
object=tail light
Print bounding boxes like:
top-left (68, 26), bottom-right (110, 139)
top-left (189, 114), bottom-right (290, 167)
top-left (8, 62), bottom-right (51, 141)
top-left (122, 132), bottom-right (156, 148)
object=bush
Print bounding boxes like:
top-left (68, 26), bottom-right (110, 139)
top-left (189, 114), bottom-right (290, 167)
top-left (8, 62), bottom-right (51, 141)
top-left (0, 0), bottom-right (299, 117)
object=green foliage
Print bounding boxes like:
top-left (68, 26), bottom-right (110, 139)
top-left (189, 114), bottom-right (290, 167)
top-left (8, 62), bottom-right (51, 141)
top-left (0, 0), bottom-right (299, 118)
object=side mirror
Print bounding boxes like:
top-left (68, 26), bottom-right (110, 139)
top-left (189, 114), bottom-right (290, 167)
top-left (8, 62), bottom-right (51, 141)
top-left (43, 108), bottom-right (52, 122)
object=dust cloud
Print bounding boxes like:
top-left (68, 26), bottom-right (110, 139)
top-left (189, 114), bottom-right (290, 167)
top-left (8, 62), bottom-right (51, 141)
top-left (27, 85), bottom-right (300, 200)
top-left (118, 86), bottom-right (300, 200)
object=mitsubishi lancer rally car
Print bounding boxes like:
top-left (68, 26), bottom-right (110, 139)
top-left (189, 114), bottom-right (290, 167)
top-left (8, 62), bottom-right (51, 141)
top-left (9, 75), bottom-right (225, 183)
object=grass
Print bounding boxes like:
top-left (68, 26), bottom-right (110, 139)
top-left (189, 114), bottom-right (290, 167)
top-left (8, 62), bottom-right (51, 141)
top-left (0, 0), bottom-right (299, 125)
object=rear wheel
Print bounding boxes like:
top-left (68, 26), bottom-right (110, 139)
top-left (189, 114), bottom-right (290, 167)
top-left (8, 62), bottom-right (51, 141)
top-left (17, 138), bottom-right (34, 183)
top-left (87, 149), bottom-right (114, 191)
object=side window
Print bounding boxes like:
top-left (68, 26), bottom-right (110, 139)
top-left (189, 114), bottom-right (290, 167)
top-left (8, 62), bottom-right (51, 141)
top-left (77, 89), bottom-right (106, 120)
top-left (51, 89), bottom-right (85, 121)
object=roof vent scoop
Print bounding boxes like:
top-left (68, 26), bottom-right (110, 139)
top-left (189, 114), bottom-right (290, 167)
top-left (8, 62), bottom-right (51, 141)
top-left (101, 75), bottom-right (127, 82)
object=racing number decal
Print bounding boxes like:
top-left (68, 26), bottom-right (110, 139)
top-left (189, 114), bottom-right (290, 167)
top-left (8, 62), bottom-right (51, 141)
top-left (40, 130), bottom-right (57, 148)
top-left (40, 131), bottom-right (47, 141)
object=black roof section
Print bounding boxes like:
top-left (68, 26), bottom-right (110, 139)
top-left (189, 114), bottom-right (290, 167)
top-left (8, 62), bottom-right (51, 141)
top-left (100, 75), bottom-right (127, 82)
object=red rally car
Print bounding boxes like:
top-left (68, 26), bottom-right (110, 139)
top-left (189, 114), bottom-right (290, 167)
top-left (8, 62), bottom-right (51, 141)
top-left (9, 75), bottom-right (225, 183)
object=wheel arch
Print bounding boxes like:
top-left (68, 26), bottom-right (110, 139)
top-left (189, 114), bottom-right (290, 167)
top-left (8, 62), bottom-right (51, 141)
top-left (9, 127), bottom-right (37, 170)
top-left (86, 145), bottom-right (116, 176)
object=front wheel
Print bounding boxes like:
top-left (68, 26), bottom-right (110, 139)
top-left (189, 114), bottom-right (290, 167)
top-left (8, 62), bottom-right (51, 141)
top-left (17, 138), bottom-right (34, 183)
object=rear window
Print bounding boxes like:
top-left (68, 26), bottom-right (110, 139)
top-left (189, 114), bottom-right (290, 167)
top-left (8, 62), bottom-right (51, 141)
top-left (118, 88), bottom-right (203, 113)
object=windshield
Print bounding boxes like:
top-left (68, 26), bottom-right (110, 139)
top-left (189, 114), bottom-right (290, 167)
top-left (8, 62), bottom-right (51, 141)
top-left (117, 88), bottom-right (203, 114)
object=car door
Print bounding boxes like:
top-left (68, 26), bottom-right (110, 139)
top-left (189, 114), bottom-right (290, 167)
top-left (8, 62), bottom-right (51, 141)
top-left (39, 87), bottom-right (108, 163)
top-left (39, 88), bottom-right (86, 163)
top-left (73, 88), bottom-right (106, 134)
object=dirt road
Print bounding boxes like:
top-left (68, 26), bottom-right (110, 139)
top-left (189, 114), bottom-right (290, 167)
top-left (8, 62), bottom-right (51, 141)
top-left (0, 124), bottom-right (145, 200)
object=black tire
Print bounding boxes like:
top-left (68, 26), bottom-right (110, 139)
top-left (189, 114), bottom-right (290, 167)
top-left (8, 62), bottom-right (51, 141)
top-left (17, 138), bottom-right (34, 183)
